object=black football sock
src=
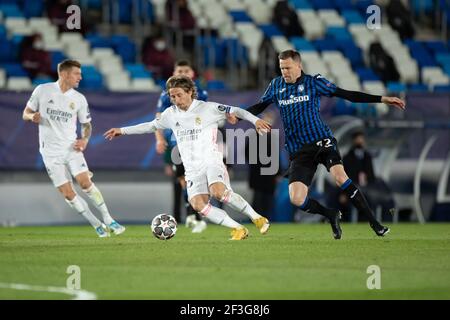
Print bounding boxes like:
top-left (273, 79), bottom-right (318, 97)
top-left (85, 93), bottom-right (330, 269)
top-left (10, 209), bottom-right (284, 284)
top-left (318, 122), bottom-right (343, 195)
top-left (300, 197), bottom-right (335, 220)
top-left (341, 179), bottom-right (379, 226)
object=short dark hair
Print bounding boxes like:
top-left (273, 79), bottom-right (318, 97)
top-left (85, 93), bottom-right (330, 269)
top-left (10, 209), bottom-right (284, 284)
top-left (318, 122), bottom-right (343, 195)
top-left (278, 50), bottom-right (302, 63)
top-left (352, 131), bottom-right (365, 139)
top-left (175, 59), bottom-right (192, 68)
top-left (166, 75), bottom-right (198, 99)
top-left (57, 59), bottom-right (81, 73)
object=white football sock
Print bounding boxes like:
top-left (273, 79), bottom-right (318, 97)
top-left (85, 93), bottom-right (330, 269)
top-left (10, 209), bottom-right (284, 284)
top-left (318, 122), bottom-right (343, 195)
top-left (65, 195), bottom-right (102, 228)
top-left (83, 183), bottom-right (114, 225)
top-left (221, 190), bottom-right (261, 220)
top-left (200, 203), bottom-right (241, 229)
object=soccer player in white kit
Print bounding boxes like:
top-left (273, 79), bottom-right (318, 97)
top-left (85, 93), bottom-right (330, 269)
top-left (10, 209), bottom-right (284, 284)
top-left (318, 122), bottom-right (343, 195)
top-left (104, 76), bottom-right (271, 240)
top-left (22, 59), bottom-right (125, 237)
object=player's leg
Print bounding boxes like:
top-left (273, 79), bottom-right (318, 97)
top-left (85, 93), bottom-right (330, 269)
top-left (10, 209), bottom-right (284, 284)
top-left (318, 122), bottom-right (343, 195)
top-left (43, 155), bottom-right (107, 236)
top-left (330, 164), bottom-right (389, 236)
top-left (177, 163), bottom-right (206, 232)
top-left (289, 181), bottom-right (342, 239)
top-left (288, 149), bottom-right (342, 239)
top-left (57, 182), bottom-right (107, 235)
top-left (208, 165), bottom-right (270, 234)
top-left (187, 172), bottom-right (247, 240)
top-left (70, 152), bottom-right (125, 235)
top-left (189, 194), bottom-right (248, 240)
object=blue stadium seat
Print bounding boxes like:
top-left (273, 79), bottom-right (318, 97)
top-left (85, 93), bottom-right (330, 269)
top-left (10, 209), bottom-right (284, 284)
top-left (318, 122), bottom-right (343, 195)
top-left (290, 37), bottom-right (315, 51)
top-left (356, 68), bottom-right (380, 81)
top-left (433, 85), bottom-right (450, 92)
top-left (424, 41), bottom-right (448, 54)
top-left (387, 82), bottom-right (406, 93)
top-left (341, 10), bottom-right (365, 24)
top-left (50, 51), bottom-right (67, 72)
top-left (137, 0), bottom-right (154, 22)
top-left (0, 40), bottom-right (13, 62)
top-left (87, 0), bottom-right (102, 9)
top-left (406, 40), bottom-right (438, 67)
top-left (289, 0), bottom-right (312, 9)
top-left (408, 83), bottom-right (429, 92)
top-left (32, 76), bottom-right (53, 86)
top-left (0, 25), bottom-right (6, 39)
top-left (207, 80), bottom-right (227, 90)
top-left (334, 0), bottom-right (354, 11)
top-left (310, 0), bottom-right (336, 10)
top-left (336, 40), bottom-right (364, 68)
top-left (199, 36), bottom-right (223, 67)
top-left (327, 27), bottom-right (352, 40)
top-left (313, 39), bottom-right (339, 51)
top-left (1, 63), bottom-right (28, 77)
top-left (229, 11), bottom-right (253, 23)
top-left (436, 53), bottom-right (450, 65)
top-left (222, 38), bottom-right (248, 66)
top-left (411, 0), bottom-right (434, 14)
top-left (443, 65), bottom-right (450, 77)
top-left (259, 24), bottom-right (284, 38)
top-left (125, 63), bottom-right (152, 79)
top-left (23, 0), bottom-right (44, 18)
top-left (0, 3), bottom-right (24, 17)
top-left (111, 35), bottom-right (136, 63)
top-left (79, 67), bottom-right (103, 90)
top-left (86, 34), bottom-right (112, 48)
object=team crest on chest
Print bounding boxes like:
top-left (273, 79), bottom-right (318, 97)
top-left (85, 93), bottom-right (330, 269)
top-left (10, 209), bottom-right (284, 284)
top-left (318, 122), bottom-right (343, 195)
top-left (298, 85), bottom-right (304, 92)
top-left (69, 102), bottom-right (75, 110)
top-left (195, 117), bottom-right (202, 125)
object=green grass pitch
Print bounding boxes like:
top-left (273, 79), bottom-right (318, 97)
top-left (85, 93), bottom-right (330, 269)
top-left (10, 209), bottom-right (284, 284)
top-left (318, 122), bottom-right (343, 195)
top-left (1, 223), bottom-right (449, 299)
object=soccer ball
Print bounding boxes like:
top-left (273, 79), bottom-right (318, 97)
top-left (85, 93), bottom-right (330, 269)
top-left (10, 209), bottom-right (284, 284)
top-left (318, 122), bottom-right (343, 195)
top-left (151, 214), bottom-right (177, 240)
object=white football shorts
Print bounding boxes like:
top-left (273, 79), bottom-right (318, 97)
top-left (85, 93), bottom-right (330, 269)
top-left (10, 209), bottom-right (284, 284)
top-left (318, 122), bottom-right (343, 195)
top-left (185, 163), bottom-right (232, 200)
top-left (42, 151), bottom-right (89, 187)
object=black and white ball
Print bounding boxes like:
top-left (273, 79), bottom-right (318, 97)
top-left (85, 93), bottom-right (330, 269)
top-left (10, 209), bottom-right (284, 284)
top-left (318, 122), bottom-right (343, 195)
top-left (151, 214), bottom-right (177, 240)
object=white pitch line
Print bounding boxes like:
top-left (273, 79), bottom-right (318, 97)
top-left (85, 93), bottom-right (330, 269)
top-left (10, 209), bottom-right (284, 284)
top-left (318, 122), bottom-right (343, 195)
top-left (0, 282), bottom-right (97, 300)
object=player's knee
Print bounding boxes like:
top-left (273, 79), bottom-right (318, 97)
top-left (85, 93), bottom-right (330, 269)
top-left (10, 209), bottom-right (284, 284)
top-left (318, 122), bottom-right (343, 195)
top-left (289, 187), bottom-right (307, 206)
top-left (190, 199), bottom-right (206, 213)
top-left (211, 189), bottom-right (224, 201)
top-left (63, 190), bottom-right (77, 201)
top-left (210, 184), bottom-right (227, 201)
top-left (290, 194), bottom-right (307, 207)
top-left (79, 180), bottom-right (92, 190)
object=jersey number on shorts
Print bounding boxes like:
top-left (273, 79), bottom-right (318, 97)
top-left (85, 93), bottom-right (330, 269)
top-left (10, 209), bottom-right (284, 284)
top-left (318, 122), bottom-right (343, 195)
top-left (316, 138), bottom-right (332, 148)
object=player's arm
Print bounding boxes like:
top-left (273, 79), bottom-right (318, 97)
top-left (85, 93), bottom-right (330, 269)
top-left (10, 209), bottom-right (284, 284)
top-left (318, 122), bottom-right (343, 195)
top-left (23, 85), bottom-right (41, 123)
top-left (104, 121), bottom-right (158, 140)
top-left (104, 109), bottom-right (172, 141)
top-left (74, 122), bottom-right (92, 152)
top-left (231, 107), bottom-right (272, 135)
top-left (228, 80), bottom-right (275, 124)
top-left (332, 88), bottom-right (406, 110)
top-left (154, 112), bottom-right (167, 154)
top-left (22, 106), bottom-right (41, 123)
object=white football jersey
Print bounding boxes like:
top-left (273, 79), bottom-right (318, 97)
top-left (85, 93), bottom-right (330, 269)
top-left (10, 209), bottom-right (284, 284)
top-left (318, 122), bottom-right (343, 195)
top-left (27, 82), bottom-right (91, 157)
top-left (156, 100), bottom-right (237, 174)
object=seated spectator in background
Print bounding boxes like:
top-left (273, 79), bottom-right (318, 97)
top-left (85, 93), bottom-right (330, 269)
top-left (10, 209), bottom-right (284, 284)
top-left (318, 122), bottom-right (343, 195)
top-left (142, 36), bottom-right (175, 81)
top-left (344, 131), bottom-right (376, 187)
top-left (386, 0), bottom-right (415, 40)
top-left (272, 0), bottom-right (304, 38)
top-left (330, 131), bottom-right (395, 221)
top-left (47, 0), bottom-right (88, 34)
top-left (165, 0), bottom-right (196, 51)
top-left (20, 33), bottom-right (53, 79)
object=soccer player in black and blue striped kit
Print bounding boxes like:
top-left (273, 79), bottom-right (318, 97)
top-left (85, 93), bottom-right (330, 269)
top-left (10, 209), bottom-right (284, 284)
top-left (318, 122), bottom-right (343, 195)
top-left (245, 50), bottom-right (406, 239)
